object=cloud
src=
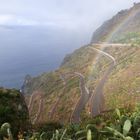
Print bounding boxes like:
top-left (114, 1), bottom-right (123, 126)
top-left (0, 15), bottom-right (39, 26)
top-left (0, 15), bottom-right (14, 25)
top-left (0, 14), bottom-right (85, 30)
top-left (0, 0), bottom-right (140, 31)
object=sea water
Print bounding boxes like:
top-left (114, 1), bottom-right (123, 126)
top-left (0, 25), bottom-right (89, 88)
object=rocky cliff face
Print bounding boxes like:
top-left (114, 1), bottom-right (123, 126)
top-left (22, 3), bottom-right (140, 124)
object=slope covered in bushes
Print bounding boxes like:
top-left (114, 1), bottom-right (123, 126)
top-left (0, 88), bottom-right (30, 138)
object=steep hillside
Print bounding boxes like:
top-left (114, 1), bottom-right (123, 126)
top-left (22, 3), bottom-right (140, 124)
top-left (91, 3), bottom-right (140, 43)
top-left (23, 46), bottom-right (98, 123)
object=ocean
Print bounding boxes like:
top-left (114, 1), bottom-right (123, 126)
top-left (0, 25), bottom-right (90, 89)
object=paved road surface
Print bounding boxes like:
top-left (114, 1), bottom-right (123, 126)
top-left (70, 72), bottom-right (91, 123)
top-left (89, 45), bottom-right (116, 117)
top-left (91, 43), bottom-right (131, 47)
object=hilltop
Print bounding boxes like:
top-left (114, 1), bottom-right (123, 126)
top-left (22, 3), bottom-right (140, 124)
top-left (91, 2), bottom-right (140, 43)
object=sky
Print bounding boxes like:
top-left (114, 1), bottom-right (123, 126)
top-left (0, 0), bottom-right (140, 33)
top-left (0, 0), bottom-right (140, 88)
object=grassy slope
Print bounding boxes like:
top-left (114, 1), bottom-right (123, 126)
top-left (105, 48), bottom-right (140, 109)
top-left (24, 42), bottom-right (140, 124)
top-left (25, 46), bottom-right (98, 123)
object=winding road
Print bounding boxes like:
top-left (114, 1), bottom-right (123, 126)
top-left (70, 72), bottom-right (91, 123)
top-left (91, 43), bottom-right (130, 47)
top-left (27, 43), bottom-right (131, 123)
top-left (32, 94), bottom-right (44, 124)
top-left (89, 45), bottom-right (116, 117)
top-left (27, 91), bottom-right (44, 124)
top-left (28, 93), bottom-right (36, 112)
top-left (64, 43), bottom-right (127, 122)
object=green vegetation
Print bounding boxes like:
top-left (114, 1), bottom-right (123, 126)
top-left (0, 88), bottom-right (30, 139)
top-left (112, 32), bottom-right (140, 44)
top-left (0, 123), bottom-right (13, 140)
top-left (1, 106), bottom-right (140, 139)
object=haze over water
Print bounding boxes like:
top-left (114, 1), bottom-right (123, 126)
top-left (0, 25), bottom-right (90, 88)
